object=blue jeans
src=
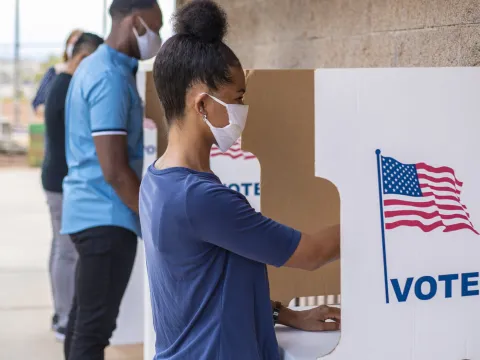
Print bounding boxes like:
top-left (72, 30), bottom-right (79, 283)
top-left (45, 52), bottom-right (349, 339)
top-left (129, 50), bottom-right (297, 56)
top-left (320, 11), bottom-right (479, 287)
top-left (46, 190), bottom-right (77, 329)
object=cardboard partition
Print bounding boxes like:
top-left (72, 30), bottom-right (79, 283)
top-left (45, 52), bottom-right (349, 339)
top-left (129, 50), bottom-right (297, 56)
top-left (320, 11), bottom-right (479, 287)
top-left (141, 69), bottom-right (341, 303)
top-left (242, 70), bottom-right (340, 303)
top-left (139, 68), bottom-right (342, 358)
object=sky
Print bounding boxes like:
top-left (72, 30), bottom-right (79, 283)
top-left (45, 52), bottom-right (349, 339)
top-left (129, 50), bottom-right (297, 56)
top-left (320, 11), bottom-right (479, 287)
top-left (0, 0), bottom-right (175, 60)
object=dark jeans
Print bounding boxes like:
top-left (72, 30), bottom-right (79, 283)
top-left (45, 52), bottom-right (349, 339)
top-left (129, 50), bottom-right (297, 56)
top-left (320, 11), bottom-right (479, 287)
top-left (64, 226), bottom-right (137, 360)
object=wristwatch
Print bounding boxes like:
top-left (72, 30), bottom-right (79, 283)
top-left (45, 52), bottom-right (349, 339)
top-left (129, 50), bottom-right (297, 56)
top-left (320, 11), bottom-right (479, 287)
top-left (272, 301), bottom-right (283, 325)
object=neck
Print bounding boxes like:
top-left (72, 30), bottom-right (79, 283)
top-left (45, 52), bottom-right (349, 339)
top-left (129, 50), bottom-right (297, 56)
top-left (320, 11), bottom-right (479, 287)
top-left (160, 123), bottom-right (213, 173)
top-left (64, 60), bottom-right (77, 75)
top-left (105, 23), bottom-right (135, 58)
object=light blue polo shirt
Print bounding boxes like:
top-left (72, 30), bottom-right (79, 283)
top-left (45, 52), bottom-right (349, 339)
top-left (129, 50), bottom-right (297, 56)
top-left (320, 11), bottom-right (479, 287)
top-left (61, 44), bottom-right (143, 236)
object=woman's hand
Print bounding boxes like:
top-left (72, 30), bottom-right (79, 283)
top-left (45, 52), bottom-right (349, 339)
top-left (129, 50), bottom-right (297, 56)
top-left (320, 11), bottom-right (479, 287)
top-left (278, 305), bottom-right (341, 332)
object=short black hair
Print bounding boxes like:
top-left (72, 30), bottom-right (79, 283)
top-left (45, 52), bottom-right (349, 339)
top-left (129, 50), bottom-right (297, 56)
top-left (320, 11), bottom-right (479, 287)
top-left (109, 0), bottom-right (157, 19)
top-left (72, 33), bottom-right (104, 58)
top-left (153, 0), bottom-right (241, 124)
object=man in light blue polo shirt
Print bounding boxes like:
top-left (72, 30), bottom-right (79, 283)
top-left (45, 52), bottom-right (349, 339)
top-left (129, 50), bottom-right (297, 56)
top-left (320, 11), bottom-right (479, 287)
top-left (61, 1), bottom-right (162, 359)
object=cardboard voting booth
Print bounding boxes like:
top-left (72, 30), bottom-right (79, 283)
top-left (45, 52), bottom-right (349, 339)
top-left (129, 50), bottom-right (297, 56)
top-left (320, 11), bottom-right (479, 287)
top-left (141, 66), bottom-right (480, 359)
top-left (139, 68), bottom-right (342, 359)
top-left (242, 70), bottom-right (341, 304)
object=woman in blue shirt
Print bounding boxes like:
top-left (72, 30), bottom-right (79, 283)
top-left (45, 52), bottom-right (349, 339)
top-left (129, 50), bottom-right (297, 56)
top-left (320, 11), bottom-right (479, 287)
top-left (140, 1), bottom-right (341, 359)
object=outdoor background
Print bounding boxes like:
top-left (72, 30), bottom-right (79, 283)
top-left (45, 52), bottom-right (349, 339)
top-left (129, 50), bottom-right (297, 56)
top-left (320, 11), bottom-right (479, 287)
top-left (0, 0), bottom-right (113, 167)
top-left (0, 0), bottom-right (480, 359)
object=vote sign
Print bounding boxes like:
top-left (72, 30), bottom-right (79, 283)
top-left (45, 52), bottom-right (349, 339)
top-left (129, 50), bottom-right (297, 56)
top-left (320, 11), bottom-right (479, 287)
top-left (316, 68), bottom-right (480, 359)
top-left (210, 139), bottom-right (261, 212)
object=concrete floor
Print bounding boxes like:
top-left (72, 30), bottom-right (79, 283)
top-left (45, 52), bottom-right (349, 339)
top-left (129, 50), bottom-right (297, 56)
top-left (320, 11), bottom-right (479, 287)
top-left (0, 168), bottom-right (142, 360)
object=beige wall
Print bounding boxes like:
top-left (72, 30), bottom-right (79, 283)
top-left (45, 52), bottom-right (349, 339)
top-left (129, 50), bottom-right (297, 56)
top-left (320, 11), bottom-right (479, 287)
top-left (208, 0), bottom-right (480, 69)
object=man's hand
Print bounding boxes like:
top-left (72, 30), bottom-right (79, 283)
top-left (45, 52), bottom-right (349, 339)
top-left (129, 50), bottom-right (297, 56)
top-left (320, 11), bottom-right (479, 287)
top-left (94, 135), bottom-right (141, 214)
top-left (278, 305), bottom-right (341, 332)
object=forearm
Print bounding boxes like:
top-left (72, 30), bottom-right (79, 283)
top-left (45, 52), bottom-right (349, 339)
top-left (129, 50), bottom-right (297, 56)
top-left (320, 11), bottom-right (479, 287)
top-left (313, 224), bottom-right (340, 268)
top-left (284, 224), bottom-right (340, 271)
top-left (107, 166), bottom-right (141, 214)
top-left (277, 307), bottom-right (301, 328)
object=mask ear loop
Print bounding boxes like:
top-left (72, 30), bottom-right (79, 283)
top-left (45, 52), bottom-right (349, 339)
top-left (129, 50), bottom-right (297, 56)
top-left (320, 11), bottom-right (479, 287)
top-left (200, 93), bottom-right (228, 107)
top-left (133, 17), bottom-right (149, 37)
top-left (138, 17), bottom-right (149, 30)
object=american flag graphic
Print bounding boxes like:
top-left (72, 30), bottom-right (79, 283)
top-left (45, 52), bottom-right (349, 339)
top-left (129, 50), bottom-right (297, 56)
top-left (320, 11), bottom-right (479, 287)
top-left (210, 139), bottom-right (256, 160)
top-left (143, 118), bottom-right (156, 130)
top-left (380, 155), bottom-right (478, 234)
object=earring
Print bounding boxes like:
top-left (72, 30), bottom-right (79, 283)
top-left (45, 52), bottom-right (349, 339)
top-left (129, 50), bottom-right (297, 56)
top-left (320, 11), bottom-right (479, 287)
top-left (202, 113), bottom-right (208, 122)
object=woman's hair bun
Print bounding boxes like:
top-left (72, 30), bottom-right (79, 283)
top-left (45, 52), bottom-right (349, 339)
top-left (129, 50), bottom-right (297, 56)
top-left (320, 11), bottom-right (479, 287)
top-left (173, 0), bottom-right (228, 43)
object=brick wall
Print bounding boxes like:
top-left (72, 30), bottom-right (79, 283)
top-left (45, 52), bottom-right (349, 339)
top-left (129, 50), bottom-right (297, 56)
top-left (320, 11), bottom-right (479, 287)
top-left (207, 0), bottom-right (480, 69)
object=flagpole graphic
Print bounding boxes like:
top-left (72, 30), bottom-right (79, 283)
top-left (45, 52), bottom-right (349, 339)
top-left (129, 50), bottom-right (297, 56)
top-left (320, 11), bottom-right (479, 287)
top-left (375, 149), bottom-right (478, 304)
top-left (376, 149), bottom-right (390, 304)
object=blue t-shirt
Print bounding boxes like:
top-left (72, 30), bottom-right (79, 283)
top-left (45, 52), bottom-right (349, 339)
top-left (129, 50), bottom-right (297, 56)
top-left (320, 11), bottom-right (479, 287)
top-left (61, 44), bottom-right (143, 236)
top-left (140, 166), bottom-right (301, 360)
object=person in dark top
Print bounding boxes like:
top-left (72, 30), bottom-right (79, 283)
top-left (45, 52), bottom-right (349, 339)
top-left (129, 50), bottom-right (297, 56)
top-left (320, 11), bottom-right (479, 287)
top-left (32, 29), bottom-right (83, 116)
top-left (42, 32), bottom-right (104, 341)
top-left (140, 1), bottom-right (341, 359)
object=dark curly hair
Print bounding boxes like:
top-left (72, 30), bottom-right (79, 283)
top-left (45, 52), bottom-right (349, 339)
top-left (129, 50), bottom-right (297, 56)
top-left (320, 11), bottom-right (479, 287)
top-left (153, 0), bottom-right (241, 123)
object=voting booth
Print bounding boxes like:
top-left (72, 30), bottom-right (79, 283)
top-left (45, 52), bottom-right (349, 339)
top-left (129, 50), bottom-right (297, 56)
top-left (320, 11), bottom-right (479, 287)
top-left (315, 67), bottom-right (480, 360)
top-left (139, 67), bottom-right (480, 359)
top-left (139, 68), bottom-right (342, 358)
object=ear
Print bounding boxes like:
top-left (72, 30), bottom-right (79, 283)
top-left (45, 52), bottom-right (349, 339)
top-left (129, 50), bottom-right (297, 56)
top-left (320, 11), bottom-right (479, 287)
top-left (194, 93), bottom-right (210, 118)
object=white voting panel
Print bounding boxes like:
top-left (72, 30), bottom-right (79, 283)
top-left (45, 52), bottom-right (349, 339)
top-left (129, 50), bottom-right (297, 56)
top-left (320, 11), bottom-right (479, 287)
top-left (142, 119), bottom-right (158, 359)
top-left (210, 139), bottom-right (261, 212)
top-left (108, 88), bottom-right (157, 347)
top-left (109, 119), bottom-right (155, 345)
top-left (315, 68), bottom-right (480, 359)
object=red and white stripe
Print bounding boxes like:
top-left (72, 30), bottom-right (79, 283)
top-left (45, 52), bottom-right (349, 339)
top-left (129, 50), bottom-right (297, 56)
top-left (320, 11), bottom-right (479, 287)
top-left (210, 139), bottom-right (256, 160)
top-left (384, 162), bottom-right (478, 234)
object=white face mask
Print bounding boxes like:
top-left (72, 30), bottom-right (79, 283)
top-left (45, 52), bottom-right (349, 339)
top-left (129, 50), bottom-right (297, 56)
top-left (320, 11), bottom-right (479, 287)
top-left (201, 93), bottom-right (249, 152)
top-left (66, 44), bottom-right (74, 60)
top-left (133, 17), bottom-right (162, 60)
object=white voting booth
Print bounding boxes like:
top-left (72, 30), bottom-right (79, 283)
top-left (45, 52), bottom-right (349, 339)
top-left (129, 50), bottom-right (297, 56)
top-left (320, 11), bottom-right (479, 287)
top-left (315, 68), bottom-right (480, 359)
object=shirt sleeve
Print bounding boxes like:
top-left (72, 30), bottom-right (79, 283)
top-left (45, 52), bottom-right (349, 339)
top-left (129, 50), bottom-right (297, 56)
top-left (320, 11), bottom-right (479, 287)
top-left (86, 72), bottom-right (130, 137)
top-left (186, 180), bottom-right (301, 267)
top-left (32, 67), bottom-right (56, 110)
